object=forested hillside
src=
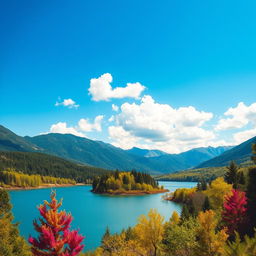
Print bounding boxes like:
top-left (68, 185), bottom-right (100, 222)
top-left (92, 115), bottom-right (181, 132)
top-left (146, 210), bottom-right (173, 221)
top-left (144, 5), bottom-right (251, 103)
top-left (0, 151), bottom-right (110, 183)
top-left (0, 125), bottom-right (235, 174)
top-left (197, 136), bottom-right (256, 168)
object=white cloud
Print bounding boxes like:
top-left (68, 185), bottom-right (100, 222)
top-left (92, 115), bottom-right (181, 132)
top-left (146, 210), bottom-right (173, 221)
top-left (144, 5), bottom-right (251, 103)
top-left (108, 95), bottom-right (215, 153)
top-left (55, 98), bottom-right (79, 109)
top-left (50, 122), bottom-right (85, 137)
top-left (88, 73), bottom-right (145, 101)
top-left (108, 115), bottom-right (115, 122)
top-left (215, 102), bottom-right (256, 130)
top-left (78, 115), bottom-right (104, 132)
top-left (233, 128), bottom-right (256, 144)
top-left (112, 104), bottom-right (119, 112)
top-left (108, 126), bottom-right (139, 149)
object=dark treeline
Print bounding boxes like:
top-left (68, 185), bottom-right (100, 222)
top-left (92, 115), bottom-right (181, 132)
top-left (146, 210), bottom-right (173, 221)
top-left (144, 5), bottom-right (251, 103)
top-left (92, 170), bottom-right (159, 193)
top-left (0, 151), bottom-right (110, 183)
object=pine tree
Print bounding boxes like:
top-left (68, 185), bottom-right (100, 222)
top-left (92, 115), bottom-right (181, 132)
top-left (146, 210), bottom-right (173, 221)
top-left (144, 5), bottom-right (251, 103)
top-left (222, 189), bottom-right (247, 236)
top-left (238, 172), bottom-right (246, 185)
top-left (0, 189), bottom-right (31, 256)
top-left (28, 191), bottom-right (84, 256)
top-left (202, 196), bottom-right (211, 212)
top-left (181, 204), bottom-right (190, 221)
top-left (102, 226), bottom-right (110, 243)
top-left (225, 161), bottom-right (239, 189)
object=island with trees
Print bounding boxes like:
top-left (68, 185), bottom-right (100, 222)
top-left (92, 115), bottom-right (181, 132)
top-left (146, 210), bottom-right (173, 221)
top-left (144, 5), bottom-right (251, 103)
top-left (92, 170), bottom-right (168, 195)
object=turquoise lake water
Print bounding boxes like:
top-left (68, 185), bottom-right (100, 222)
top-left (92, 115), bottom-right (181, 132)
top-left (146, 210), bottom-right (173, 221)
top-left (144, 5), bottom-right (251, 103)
top-left (9, 181), bottom-right (196, 251)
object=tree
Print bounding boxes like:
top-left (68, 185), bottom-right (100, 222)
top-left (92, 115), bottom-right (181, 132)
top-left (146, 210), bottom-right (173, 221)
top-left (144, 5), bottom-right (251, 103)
top-left (246, 167), bottom-right (256, 235)
top-left (101, 226), bottom-right (110, 245)
top-left (0, 189), bottom-right (31, 256)
top-left (180, 204), bottom-right (190, 222)
top-left (134, 209), bottom-right (164, 256)
top-left (252, 144), bottom-right (256, 164)
top-left (224, 231), bottom-right (256, 256)
top-left (225, 161), bottom-right (239, 189)
top-left (169, 211), bottom-right (180, 225)
top-left (162, 217), bottom-right (199, 256)
top-left (204, 177), bottom-right (232, 211)
top-left (28, 191), bottom-right (84, 256)
top-left (222, 189), bottom-right (247, 236)
top-left (202, 196), bottom-right (211, 212)
top-left (238, 172), bottom-right (246, 185)
top-left (195, 210), bottom-right (228, 256)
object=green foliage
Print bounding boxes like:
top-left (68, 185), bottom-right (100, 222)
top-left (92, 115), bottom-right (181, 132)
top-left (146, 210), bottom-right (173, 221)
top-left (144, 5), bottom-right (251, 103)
top-left (0, 190), bottom-right (31, 256)
top-left (181, 204), bottom-right (190, 222)
top-left (0, 151), bottom-right (110, 183)
top-left (162, 217), bottom-right (199, 256)
top-left (252, 144), bottom-right (256, 164)
top-left (246, 167), bottom-right (256, 235)
top-left (197, 138), bottom-right (256, 168)
top-left (224, 232), bottom-right (256, 256)
top-left (158, 166), bottom-right (227, 182)
top-left (202, 196), bottom-right (211, 211)
top-left (92, 170), bottom-right (159, 193)
top-left (224, 161), bottom-right (240, 188)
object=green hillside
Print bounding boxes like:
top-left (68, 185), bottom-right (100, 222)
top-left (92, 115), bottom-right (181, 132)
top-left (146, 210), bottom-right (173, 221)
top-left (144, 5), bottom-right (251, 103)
top-left (0, 124), bottom-right (239, 174)
top-left (25, 133), bottom-right (158, 172)
top-left (157, 165), bottom-right (255, 182)
top-left (0, 151), bottom-right (110, 183)
top-left (197, 136), bottom-right (256, 168)
top-left (0, 125), bottom-right (41, 152)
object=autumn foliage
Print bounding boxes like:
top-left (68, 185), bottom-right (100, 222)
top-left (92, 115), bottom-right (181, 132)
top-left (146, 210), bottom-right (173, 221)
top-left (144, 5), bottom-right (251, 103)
top-left (28, 191), bottom-right (84, 256)
top-left (222, 189), bottom-right (247, 236)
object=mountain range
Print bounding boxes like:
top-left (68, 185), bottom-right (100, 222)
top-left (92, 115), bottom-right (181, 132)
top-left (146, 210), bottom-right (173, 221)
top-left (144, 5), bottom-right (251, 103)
top-left (1, 124), bottom-right (248, 174)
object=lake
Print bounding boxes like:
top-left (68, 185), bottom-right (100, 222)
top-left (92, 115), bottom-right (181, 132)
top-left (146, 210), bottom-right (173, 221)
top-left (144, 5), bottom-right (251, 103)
top-left (10, 181), bottom-right (196, 252)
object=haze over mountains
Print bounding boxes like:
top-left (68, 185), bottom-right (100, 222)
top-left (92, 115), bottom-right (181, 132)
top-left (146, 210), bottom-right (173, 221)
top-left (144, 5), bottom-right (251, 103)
top-left (0, 124), bottom-right (255, 174)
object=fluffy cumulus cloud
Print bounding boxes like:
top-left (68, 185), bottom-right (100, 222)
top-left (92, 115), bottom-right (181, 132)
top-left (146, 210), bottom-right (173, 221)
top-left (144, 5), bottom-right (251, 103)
top-left (88, 73), bottom-right (145, 101)
top-left (55, 98), bottom-right (79, 109)
top-left (215, 102), bottom-right (256, 130)
top-left (50, 122), bottom-right (85, 137)
top-left (48, 116), bottom-right (104, 137)
top-left (233, 128), bottom-right (256, 144)
top-left (108, 95), bottom-right (215, 153)
top-left (78, 115), bottom-right (104, 132)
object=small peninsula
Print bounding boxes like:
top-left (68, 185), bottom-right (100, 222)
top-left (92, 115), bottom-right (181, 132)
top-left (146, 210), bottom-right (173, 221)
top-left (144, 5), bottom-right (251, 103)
top-left (91, 170), bottom-right (168, 195)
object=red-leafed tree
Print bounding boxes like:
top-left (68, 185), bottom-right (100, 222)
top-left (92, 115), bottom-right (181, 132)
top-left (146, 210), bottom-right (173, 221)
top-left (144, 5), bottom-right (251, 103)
top-left (222, 189), bottom-right (247, 236)
top-left (28, 191), bottom-right (84, 256)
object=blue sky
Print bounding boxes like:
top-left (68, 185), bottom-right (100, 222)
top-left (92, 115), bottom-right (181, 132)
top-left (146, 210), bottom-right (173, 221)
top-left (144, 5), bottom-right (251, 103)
top-left (1, 0), bottom-right (256, 153)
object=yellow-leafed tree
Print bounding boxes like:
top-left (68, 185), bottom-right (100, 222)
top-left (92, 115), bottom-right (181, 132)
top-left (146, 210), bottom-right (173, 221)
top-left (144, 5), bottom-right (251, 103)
top-left (195, 210), bottom-right (228, 256)
top-left (134, 209), bottom-right (164, 256)
top-left (204, 177), bottom-right (232, 211)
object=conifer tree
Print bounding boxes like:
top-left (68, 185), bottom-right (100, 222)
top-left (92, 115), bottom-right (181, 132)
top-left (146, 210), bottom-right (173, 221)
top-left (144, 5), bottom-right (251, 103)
top-left (225, 161), bottom-right (239, 189)
top-left (181, 204), bottom-right (190, 222)
top-left (202, 196), bottom-right (211, 212)
top-left (222, 189), bottom-right (247, 236)
top-left (28, 191), bottom-right (84, 256)
top-left (101, 227), bottom-right (110, 244)
top-left (0, 189), bottom-right (31, 256)
top-left (238, 172), bottom-right (246, 185)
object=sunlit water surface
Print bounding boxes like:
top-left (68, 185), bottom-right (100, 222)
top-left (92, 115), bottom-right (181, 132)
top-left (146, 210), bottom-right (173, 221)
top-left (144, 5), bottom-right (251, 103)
top-left (10, 181), bottom-right (196, 251)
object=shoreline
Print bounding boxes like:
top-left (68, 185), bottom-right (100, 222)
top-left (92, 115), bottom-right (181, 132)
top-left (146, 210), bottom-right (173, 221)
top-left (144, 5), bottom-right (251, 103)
top-left (0, 183), bottom-right (90, 191)
top-left (92, 188), bottom-right (169, 196)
